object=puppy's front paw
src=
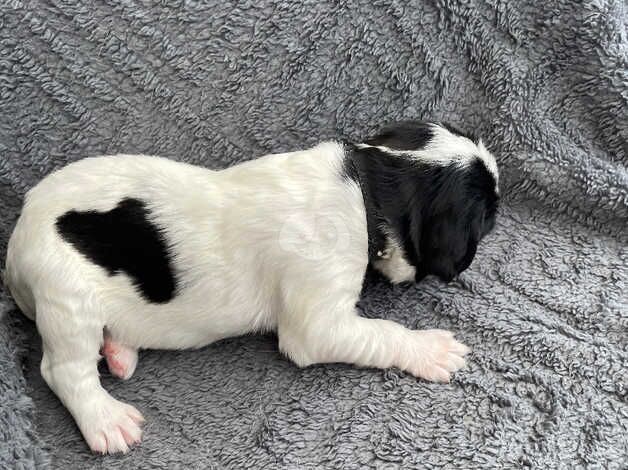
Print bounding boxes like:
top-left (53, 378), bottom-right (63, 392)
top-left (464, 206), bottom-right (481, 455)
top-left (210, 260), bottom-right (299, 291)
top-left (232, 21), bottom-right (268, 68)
top-left (403, 329), bottom-right (470, 382)
top-left (78, 395), bottom-right (144, 454)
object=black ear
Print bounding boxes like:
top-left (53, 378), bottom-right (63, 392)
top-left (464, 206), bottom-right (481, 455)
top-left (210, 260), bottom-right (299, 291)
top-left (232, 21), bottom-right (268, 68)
top-left (405, 208), bottom-right (426, 281)
top-left (419, 199), bottom-right (486, 283)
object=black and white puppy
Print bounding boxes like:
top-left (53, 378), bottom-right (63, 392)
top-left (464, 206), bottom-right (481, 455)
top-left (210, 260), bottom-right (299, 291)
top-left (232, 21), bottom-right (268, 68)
top-left (5, 121), bottom-right (499, 454)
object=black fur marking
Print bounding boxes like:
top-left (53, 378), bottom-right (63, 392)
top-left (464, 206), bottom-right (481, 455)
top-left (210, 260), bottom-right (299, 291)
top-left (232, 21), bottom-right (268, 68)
top-left (364, 120), bottom-right (434, 151)
top-left (56, 198), bottom-right (177, 303)
top-left (439, 122), bottom-right (479, 143)
top-left (344, 123), bottom-right (498, 283)
top-left (365, 120), bottom-right (479, 149)
top-left (341, 142), bottom-right (388, 260)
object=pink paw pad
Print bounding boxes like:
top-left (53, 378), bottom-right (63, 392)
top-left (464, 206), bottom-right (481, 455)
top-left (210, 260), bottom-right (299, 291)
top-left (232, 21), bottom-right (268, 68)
top-left (101, 337), bottom-right (138, 380)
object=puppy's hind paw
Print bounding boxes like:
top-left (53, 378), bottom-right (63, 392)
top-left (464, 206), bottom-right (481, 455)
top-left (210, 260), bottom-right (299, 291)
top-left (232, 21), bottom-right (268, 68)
top-left (80, 396), bottom-right (144, 454)
top-left (101, 337), bottom-right (138, 380)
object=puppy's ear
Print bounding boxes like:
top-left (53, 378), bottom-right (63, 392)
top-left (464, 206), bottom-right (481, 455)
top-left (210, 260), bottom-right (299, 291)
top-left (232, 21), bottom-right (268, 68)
top-left (393, 164), bottom-right (481, 283)
top-left (420, 202), bottom-right (484, 282)
top-left (404, 209), bottom-right (427, 282)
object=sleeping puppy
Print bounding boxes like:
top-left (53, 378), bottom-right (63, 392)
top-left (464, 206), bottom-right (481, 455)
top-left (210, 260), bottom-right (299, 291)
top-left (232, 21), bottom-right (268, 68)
top-left (5, 121), bottom-right (499, 454)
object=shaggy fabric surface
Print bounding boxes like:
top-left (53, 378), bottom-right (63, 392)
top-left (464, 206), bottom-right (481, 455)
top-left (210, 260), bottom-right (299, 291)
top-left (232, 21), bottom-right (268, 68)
top-left (1, 1), bottom-right (627, 468)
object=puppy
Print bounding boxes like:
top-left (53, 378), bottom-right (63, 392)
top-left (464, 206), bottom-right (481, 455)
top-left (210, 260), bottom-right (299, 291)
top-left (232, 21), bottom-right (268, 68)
top-left (5, 121), bottom-right (499, 454)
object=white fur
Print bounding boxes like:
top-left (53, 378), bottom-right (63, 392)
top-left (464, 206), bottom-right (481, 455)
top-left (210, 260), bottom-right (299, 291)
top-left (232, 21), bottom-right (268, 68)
top-left (372, 233), bottom-right (416, 284)
top-left (5, 139), bottom-right (476, 454)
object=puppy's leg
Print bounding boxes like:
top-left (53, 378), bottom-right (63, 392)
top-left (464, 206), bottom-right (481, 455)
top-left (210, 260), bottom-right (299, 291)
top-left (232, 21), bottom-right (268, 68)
top-left (37, 301), bottom-right (144, 454)
top-left (279, 306), bottom-right (469, 382)
top-left (101, 333), bottom-right (138, 380)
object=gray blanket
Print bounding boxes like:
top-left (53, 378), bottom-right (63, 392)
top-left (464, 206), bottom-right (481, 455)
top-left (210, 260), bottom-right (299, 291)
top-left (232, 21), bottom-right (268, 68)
top-left (1, 1), bottom-right (626, 468)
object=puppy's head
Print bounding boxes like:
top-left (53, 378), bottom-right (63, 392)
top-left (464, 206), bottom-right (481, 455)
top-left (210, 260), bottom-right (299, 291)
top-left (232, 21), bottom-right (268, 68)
top-left (409, 157), bottom-right (499, 283)
top-left (355, 121), bottom-right (499, 283)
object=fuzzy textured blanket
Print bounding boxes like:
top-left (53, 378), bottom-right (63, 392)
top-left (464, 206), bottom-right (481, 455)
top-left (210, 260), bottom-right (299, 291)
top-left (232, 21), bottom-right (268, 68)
top-left (1, 1), bottom-right (626, 468)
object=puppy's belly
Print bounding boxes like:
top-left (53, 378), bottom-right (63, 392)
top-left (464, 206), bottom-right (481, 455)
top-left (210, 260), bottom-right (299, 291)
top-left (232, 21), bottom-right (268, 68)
top-left (106, 303), bottom-right (275, 349)
top-left (104, 289), bottom-right (277, 350)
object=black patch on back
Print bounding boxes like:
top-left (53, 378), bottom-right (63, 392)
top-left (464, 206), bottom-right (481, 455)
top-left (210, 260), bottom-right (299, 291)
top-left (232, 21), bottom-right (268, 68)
top-left (56, 198), bottom-right (177, 303)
